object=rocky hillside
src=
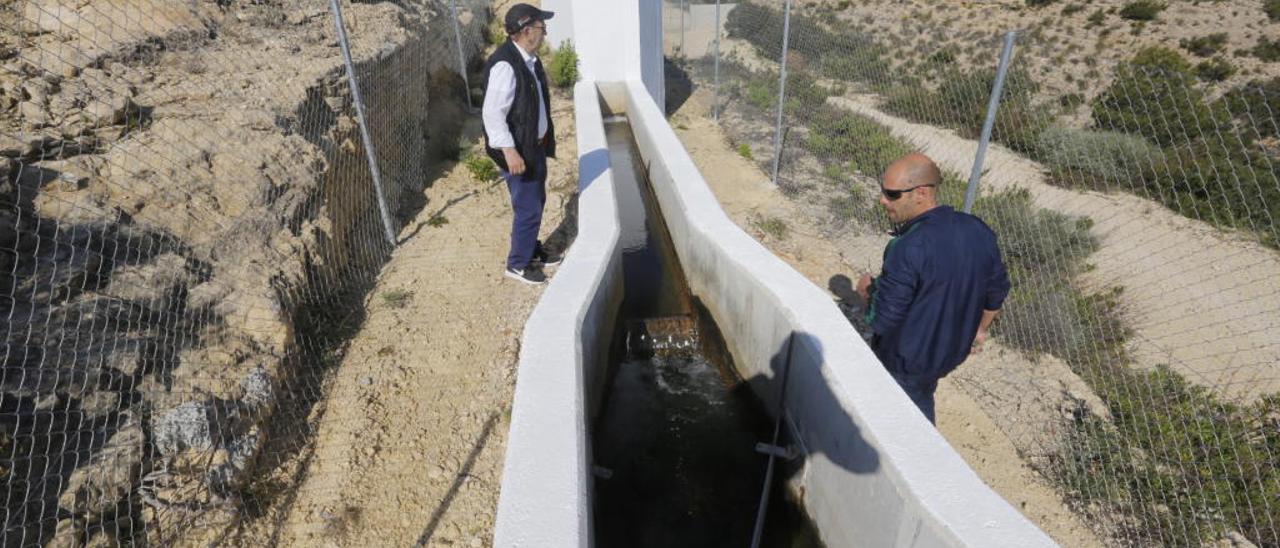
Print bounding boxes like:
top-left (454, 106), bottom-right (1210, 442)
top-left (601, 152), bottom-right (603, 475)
top-left (802, 0), bottom-right (1279, 107)
top-left (1, 0), bottom-right (485, 545)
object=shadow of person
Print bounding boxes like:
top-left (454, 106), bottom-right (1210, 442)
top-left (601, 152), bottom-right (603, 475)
top-left (542, 190), bottom-right (578, 258)
top-left (744, 331), bottom-right (880, 478)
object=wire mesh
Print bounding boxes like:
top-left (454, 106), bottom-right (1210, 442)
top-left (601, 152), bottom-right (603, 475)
top-left (1, 0), bottom-right (490, 545)
top-left (666, 1), bottom-right (1280, 546)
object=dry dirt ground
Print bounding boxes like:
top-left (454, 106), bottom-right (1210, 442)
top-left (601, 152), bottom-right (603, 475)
top-left (669, 85), bottom-right (1107, 547)
top-left (230, 91), bottom-right (578, 548)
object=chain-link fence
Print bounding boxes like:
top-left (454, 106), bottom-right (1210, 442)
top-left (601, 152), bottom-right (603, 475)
top-left (664, 1), bottom-right (1280, 546)
top-left (1, 0), bottom-right (490, 545)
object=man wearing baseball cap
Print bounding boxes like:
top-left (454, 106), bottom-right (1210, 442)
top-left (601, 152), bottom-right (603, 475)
top-left (482, 3), bottom-right (560, 285)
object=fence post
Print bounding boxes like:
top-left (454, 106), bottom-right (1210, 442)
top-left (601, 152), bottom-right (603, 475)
top-left (713, 0), bottom-right (721, 121)
top-left (769, 0), bottom-right (793, 187)
top-left (680, 0), bottom-right (687, 57)
top-left (964, 30), bottom-right (1018, 214)
top-left (449, 0), bottom-right (475, 111)
top-left (329, 0), bottom-right (398, 246)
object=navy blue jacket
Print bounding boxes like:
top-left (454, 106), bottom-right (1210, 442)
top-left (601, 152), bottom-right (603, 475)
top-left (866, 206), bottom-right (1010, 382)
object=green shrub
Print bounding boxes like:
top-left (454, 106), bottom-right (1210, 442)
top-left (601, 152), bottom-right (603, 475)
top-left (1086, 9), bottom-right (1107, 26)
top-left (1118, 0), bottom-right (1165, 20)
top-left (726, 2), bottom-right (889, 85)
top-left (1219, 76), bottom-right (1280, 142)
top-left (751, 215), bottom-right (789, 240)
top-left (1026, 0), bottom-right (1059, 7)
top-left (1250, 36), bottom-right (1280, 62)
top-left (1266, 0), bottom-right (1280, 22)
top-left (1092, 48), bottom-right (1223, 146)
top-left (1061, 3), bottom-right (1085, 15)
top-left (545, 41), bottom-right (580, 88)
top-left (1055, 366), bottom-right (1280, 546)
top-left (1058, 92), bottom-right (1085, 111)
top-left (1195, 57), bottom-right (1237, 82)
top-left (1179, 33), bottom-right (1228, 56)
top-left (926, 47), bottom-right (958, 66)
top-left (463, 152), bottom-right (499, 182)
top-left (745, 77), bottom-right (775, 111)
top-left (805, 109), bottom-right (912, 177)
top-left (1144, 139), bottom-right (1280, 246)
top-left (1036, 126), bottom-right (1160, 190)
top-left (737, 143), bottom-right (754, 160)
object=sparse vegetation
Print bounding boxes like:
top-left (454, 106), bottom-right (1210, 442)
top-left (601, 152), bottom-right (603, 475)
top-left (737, 143), bottom-right (754, 160)
top-left (1086, 8), bottom-right (1107, 26)
top-left (381, 289), bottom-right (413, 309)
top-left (1179, 33), bottom-right (1229, 57)
top-left (1118, 0), bottom-right (1165, 21)
top-left (751, 215), bottom-right (789, 240)
top-left (1266, 0), bottom-right (1280, 22)
top-left (1250, 36), bottom-right (1280, 62)
top-left (1194, 57), bottom-right (1236, 82)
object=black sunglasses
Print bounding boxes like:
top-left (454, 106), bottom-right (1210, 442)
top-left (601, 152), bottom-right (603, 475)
top-left (881, 183), bottom-right (936, 201)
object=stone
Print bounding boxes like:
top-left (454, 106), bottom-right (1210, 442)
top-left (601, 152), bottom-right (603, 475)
top-left (18, 100), bottom-right (49, 127)
top-left (153, 401), bottom-right (214, 456)
top-left (57, 414), bottom-right (143, 518)
top-left (46, 519), bottom-right (84, 548)
top-left (79, 391), bottom-right (120, 420)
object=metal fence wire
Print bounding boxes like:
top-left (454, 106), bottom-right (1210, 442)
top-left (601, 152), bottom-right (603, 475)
top-left (665, 0), bottom-right (1280, 546)
top-left (1, 0), bottom-right (490, 545)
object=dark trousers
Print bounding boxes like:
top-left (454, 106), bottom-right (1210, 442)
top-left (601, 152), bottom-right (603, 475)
top-left (890, 373), bottom-right (939, 424)
top-left (503, 148), bottom-right (548, 270)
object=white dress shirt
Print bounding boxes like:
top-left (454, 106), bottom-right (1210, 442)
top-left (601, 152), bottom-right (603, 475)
top-left (482, 41), bottom-right (548, 150)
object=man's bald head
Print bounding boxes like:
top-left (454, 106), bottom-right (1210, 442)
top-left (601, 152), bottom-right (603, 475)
top-left (878, 153), bottom-right (942, 224)
top-left (884, 152), bottom-right (942, 190)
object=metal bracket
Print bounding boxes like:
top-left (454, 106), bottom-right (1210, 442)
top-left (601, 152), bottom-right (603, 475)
top-left (754, 442), bottom-right (799, 461)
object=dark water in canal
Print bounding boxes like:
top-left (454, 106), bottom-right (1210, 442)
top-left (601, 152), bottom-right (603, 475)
top-left (591, 118), bottom-right (822, 548)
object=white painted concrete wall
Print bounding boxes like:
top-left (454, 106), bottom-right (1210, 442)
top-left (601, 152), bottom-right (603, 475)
top-left (546, 0), bottom-right (664, 108)
top-left (492, 80), bottom-right (622, 547)
top-left (620, 79), bottom-right (1056, 548)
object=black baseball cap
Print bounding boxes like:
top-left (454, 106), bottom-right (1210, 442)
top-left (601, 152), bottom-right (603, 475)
top-left (504, 3), bottom-right (554, 34)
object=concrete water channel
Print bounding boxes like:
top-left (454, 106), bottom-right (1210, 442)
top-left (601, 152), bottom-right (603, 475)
top-left (590, 117), bottom-right (821, 547)
top-left (492, 3), bottom-right (1060, 541)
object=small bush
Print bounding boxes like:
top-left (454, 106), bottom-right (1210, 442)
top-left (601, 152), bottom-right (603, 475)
top-left (1250, 36), bottom-right (1280, 62)
top-left (737, 143), bottom-right (753, 160)
top-left (1267, 0), bottom-right (1280, 21)
top-left (745, 78), bottom-right (774, 111)
top-left (381, 289), bottom-right (413, 308)
top-left (1036, 126), bottom-right (1160, 190)
top-left (751, 215), bottom-right (789, 240)
top-left (1179, 33), bottom-right (1228, 57)
top-left (1062, 3), bottom-right (1085, 15)
top-left (1219, 76), bottom-right (1280, 141)
top-left (1058, 92), bottom-right (1085, 111)
top-left (1195, 57), bottom-right (1237, 82)
top-left (546, 41), bottom-right (579, 88)
top-left (1118, 0), bottom-right (1165, 20)
top-left (1086, 9), bottom-right (1107, 26)
top-left (463, 152), bottom-right (500, 182)
top-left (805, 109), bottom-right (912, 177)
top-left (1092, 47), bottom-right (1222, 146)
top-left (1026, 0), bottom-right (1059, 7)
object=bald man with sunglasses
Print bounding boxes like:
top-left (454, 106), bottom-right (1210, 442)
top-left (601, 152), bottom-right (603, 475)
top-left (855, 153), bottom-right (1011, 424)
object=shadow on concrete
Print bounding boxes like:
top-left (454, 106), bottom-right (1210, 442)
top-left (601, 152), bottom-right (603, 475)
top-left (578, 147), bottom-right (610, 193)
top-left (746, 331), bottom-right (881, 478)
